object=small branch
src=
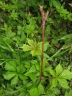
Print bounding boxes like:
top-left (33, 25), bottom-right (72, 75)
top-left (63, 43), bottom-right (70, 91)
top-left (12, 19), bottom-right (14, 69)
top-left (32, 8), bottom-right (54, 40)
top-left (39, 6), bottom-right (49, 83)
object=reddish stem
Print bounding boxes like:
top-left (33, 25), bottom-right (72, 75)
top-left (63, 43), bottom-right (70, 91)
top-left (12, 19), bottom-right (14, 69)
top-left (39, 6), bottom-right (48, 83)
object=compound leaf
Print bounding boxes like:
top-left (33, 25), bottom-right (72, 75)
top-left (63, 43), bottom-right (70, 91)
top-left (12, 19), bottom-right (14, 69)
top-left (55, 64), bottom-right (63, 76)
top-left (3, 71), bottom-right (16, 80)
top-left (58, 79), bottom-right (69, 88)
top-left (59, 69), bottom-right (72, 80)
top-left (11, 75), bottom-right (18, 85)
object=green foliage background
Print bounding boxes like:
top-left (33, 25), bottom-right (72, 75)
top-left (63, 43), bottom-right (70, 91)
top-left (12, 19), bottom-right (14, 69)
top-left (0, 0), bottom-right (72, 96)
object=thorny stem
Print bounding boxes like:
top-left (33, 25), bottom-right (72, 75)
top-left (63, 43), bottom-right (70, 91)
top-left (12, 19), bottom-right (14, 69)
top-left (39, 6), bottom-right (49, 83)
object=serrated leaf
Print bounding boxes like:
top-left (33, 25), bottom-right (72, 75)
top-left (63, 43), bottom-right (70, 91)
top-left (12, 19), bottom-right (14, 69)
top-left (29, 88), bottom-right (39, 96)
top-left (11, 75), bottom-right (18, 85)
top-left (26, 82), bottom-right (32, 89)
top-left (27, 39), bottom-right (35, 47)
top-left (31, 50), bottom-right (37, 56)
top-left (28, 65), bottom-right (36, 73)
top-left (38, 83), bottom-right (45, 95)
top-left (48, 67), bottom-right (56, 77)
top-left (31, 48), bottom-right (41, 56)
top-left (50, 78), bottom-right (58, 88)
top-left (22, 44), bottom-right (32, 51)
top-left (22, 40), bottom-right (42, 56)
top-left (59, 69), bottom-right (72, 80)
top-left (19, 74), bottom-right (27, 81)
top-left (26, 25), bottom-right (35, 34)
top-left (55, 64), bottom-right (63, 76)
top-left (24, 65), bottom-right (36, 76)
top-left (5, 61), bottom-right (16, 71)
top-left (58, 79), bottom-right (69, 88)
top-left (36, 42), bottom-right (42, 48)
top-left (30, 42), bottom-right (42, 56)
top-left (16, 65), bottom-right (25, 73)
top-left (3, 71), bottom-right (16, 80)
top-left (29, 73), bottom-right (36, 81)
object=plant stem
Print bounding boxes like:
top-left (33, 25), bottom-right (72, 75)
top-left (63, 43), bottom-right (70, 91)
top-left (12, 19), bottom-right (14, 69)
top-left (39, 6), bottom-right (48, 83)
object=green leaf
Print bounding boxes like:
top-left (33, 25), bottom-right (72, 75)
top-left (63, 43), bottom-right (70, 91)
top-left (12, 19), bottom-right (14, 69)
top-left (22, 40), bottom-right (42, 56)
top-left (44, 42), bottom-right (49, 51)
top-left (31, 48), bottom-right (41, 56)
top-left (47, 93), bottom-right (55, 96)
top-left (49, 0), bottom-right (53, 7)
top-left (48, 67), bottom-right (56, 77)
top-left (24, 65), bottom-right (36, 76)
top-left (68, 90), bottom-right (72, 96)
top-left (19, 74), bottom-right (27, 81)
top-left (0, 45), bottom-right (9, 51)
top-left (35, 63), bottom-right (39, 71)
top-left (30, 42), bottom-right (42, 56)
top-left (60, 34), bottom-right (72, 40)
top-left (51, 88), bottom-right (60, 95)
top-left (51, 48), bottom-right (62, 58)
top-left (25, 25), bottom-right (35, 34)
top-left (36, 42), bottom-right (42, 47)
top-left (17, 26), bottom-right (24, 35)
top-left (65, 91), bottom-right (70, 96)
top-left (5, 61), bottom-right (16, 71)
top-left (11, 75), bottom-right (18, 85)
top-left (29, 73), bottom-right (36, 81)
top-left (29, 88), bottom-right (39, 96)
top-left (38, 83), bottom-right (45, 95)
top-left (59, 69), bottom-right (72, 80)
top-left (0, 89), bottom-right (4, 96)
top-left (28, 65), bottom-right (36, 73)
top-left (4, 41), bottom-right (14, 52)
top-left (16, 65), bottom-right (25, 73)
top-left (22, 44), bottom-right (32, 51)
top-left (19, 92), bottom-right (26, 96)
top-left (9, 10), bottom-right (18, 20)
top-left (26, 82), bottom-right (33, 89)
top-left (3, 71), bottom-right (16, 80)
top-left (55, 64), bottom-right (63, 76)
top-left (65, 90), bottom-right (72, 96)
top-left (58, 79), bottom-right (69, 88)
top-left (47, 87), bottom-right (60, 96)
top-left (27, 39), bottom-right (35, 47)
top-left (50, 78), bottom-right (58, 88)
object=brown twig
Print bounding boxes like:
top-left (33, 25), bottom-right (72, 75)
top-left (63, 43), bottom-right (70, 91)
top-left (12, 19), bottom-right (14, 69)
top-left (39, 6), bottom-right (49, 83)
top-left (32, 8), bottom-right (54, 40)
